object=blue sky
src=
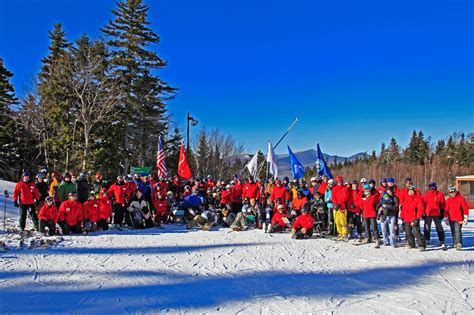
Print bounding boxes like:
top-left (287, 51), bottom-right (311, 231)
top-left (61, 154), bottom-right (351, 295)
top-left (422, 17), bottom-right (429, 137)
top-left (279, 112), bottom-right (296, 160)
top-left (0, 0), bottom-right (472, 156)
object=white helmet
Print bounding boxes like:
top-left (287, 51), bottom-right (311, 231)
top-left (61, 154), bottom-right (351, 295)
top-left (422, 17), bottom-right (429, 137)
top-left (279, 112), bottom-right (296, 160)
top-left (360, 178), bottom-right (367, 183)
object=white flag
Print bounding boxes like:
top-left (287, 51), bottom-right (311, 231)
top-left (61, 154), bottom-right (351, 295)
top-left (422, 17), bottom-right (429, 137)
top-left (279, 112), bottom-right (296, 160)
top-left (267, 141), bottom-right (278, 179)
top-left (246, 151), bottom-right (259, 178)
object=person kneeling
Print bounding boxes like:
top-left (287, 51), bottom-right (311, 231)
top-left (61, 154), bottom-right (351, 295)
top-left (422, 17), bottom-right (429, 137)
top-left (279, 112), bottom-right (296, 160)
top-left (58, 193), bottom-right (83, 234)
top-left (267, 205), bottom-right (290, 233)
top-left (187, 208), bottom-right (217, 231)
top-left (291, 204), bottom-right (314, 239)
top-left (38, 196), bottom-right (59, 236)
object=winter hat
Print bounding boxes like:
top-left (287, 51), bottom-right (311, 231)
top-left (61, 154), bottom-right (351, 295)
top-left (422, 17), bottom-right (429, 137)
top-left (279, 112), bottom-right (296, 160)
top-left (277, 205), bottom-right (284, 211)
top-left (407, 185), bottom-right (416, 191)
top-left (448, 186), bottom-right (456, 193)
top-left (311, 177), bottom-right (317, 182)
top-left (22, 171), bottom-right (30, 177)
top-left (428, 182), bottom-right (437, 189)
top-left (335, 176), bottom-right (343, 182)
top-left (328, 179), bottom-right (334, 185)
top-left (387, 178), bottom-right (395, 183)
top-left (45, 196), bottom-right (54, 203)
top-left (368, 179), bottom-right (376, 185)
top-left (381, 178), bottom-right (387, 183)
top-left (363, 184), bottom-right (370, 190)
top-left (405, 178), bottom-right (413, 184)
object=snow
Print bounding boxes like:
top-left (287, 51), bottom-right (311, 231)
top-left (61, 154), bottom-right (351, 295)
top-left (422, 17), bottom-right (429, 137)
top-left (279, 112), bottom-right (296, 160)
top-left (1, 180), bottom-right (473, 313)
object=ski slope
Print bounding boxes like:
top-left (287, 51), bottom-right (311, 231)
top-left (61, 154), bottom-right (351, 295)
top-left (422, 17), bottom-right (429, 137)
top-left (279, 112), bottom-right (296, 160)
top-left (0, 180), bottom-right (473, 313)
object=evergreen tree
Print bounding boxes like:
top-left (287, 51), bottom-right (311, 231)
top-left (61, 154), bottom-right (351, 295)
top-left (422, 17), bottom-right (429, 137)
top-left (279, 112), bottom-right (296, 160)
top-left (165, 127), bottom-right (183, 177)
top-left (37, 23), bottom-right (73, 170)
top-left (195, 129), bottom-right (210, 178)
top-left (404, 130), bottom-right (420, 163)
top-left (379, 142), bottom-right (387, 164)
top-left (102, 0), bottom-right (176, 174)
top-left (417, 131), bottom-right (430, 164)
top-left (387, 137), bottom-right (401, 163)
top-left (0, 58), bottom-right (19, 179)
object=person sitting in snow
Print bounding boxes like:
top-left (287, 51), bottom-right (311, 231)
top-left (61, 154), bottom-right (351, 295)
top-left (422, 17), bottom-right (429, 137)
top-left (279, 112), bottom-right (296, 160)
top-left (267, 204), bottom-right (290, 233)
top-left (186, 206), bottom-right (218, 231)
top-left (127, 190), bottom-right (150, 228)
top-left (220, 205), bottom-right (236, 227)
top-left (38, 196), bottom-right (59, 236)
top-left (83, 193), bottom-right (100, 233)
top-left (291, 203), bottom-right (314, 239)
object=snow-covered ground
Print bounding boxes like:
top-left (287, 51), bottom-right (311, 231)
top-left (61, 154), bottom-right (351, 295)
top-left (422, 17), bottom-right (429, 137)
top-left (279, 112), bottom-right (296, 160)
top-left (1, 180), bottom-right (473, 313)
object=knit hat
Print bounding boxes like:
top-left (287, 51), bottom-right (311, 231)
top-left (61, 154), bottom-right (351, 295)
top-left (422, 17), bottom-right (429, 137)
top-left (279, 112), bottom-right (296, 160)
top-left (363, 184), bottom-right (370, 190)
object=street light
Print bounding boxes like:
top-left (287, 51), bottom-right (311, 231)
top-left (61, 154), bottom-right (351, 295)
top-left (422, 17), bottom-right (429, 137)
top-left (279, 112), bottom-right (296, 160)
top-left (187, 112), bottom-right (198, 152)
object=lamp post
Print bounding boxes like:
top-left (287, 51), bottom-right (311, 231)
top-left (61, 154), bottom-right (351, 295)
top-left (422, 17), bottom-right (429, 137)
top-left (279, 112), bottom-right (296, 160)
top-left (186, 112), bottom-right (198, 152)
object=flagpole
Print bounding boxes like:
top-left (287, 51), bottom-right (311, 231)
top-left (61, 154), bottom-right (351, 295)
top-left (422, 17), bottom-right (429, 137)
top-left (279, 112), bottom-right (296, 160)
top-left (265, 117), bottom-right (299, 183)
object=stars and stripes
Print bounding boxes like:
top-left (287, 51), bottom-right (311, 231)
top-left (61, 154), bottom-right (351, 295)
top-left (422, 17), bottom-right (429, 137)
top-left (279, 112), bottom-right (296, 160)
top-left (156, 136), bottom-right (168, 178)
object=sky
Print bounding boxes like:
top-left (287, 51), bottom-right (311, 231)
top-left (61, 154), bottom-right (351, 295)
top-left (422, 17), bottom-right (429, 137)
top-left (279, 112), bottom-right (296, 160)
top-left (0, 0), bottom-right (472, 156)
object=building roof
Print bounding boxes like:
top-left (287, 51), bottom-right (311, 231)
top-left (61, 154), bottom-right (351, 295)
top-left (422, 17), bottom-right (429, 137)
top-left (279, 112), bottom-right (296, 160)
top-left (456, 175), bottom-right (474, 180)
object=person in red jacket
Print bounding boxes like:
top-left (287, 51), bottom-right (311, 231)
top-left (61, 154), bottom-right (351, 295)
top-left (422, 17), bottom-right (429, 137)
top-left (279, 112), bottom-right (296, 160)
top-left (58, 192), bottom-right (83, 234)
top-left (422, 182), bottom-right (446, 247)
top-left (358, 184), bottom-right (380, 247)
top-left (400, 186), bottom-right (426, 250)
top-left (317, 175), bottom-right (329, 196)
top-left (108, 176), bottom-right (129, 226)
top-left (270, 179), bottom-right (290, 205)
top-left (220, 185), bottom-right (232, 206)
top-left (268, 205), bottom-right (289, 233)
top-left (291, 204), bottom-right (314, 239)
top-left (83, 194), bottom-right (100, 233)
top-left (152, 190), bottom-right (169, 225)
top-left (242, 176), bottom-right (260, 207)
top-left (444, 187), bottom-right (469, 250)
top-left (332, 176), bottom-right (350, 240)
top-left (290, 190), bottom-right (309, 215)
top-left (348, 180), bottom-right (363, 240)
top-left (98, 188), bottom-right (113, 231)
top-left (13, 171), bottom-right (41, 231)
top-left (38, 196), bottom-right (59, 236)
top-left (377, 178), bottom-right (388, 196)
top-left (230, 180), bottom-right (243, 213)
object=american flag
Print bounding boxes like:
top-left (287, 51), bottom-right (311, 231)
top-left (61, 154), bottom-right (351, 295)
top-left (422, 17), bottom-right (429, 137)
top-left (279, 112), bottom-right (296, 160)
top-left (156, 136), bottom-right (168, 178)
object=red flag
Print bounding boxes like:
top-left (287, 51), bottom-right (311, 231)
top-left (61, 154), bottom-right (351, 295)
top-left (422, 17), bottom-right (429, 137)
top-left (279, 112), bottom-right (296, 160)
top-left (178, 144), bottom-right (193, 180)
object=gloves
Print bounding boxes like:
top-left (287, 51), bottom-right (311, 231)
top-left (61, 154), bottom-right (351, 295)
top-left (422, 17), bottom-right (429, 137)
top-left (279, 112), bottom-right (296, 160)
top-left (14, 201), bottom-right (19, 208)
top-left (443, 217), bottom-right (449, 226)
top-left (463, 215), bottom-right (469, 226)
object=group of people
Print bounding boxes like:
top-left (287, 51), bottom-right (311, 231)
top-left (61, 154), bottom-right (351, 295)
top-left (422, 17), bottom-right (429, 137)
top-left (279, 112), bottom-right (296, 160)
top-left (12, 169), bottom-right (470, 250)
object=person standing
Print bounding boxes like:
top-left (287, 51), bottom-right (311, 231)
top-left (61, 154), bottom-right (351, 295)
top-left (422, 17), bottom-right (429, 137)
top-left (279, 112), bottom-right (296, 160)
top-left (13, 171), bottom-right (41, 231)
top-left (444, 186), bottom-right (469, 250)
top-left (108, 176), bottom-right (129, 226)
top-left (58, 172), bottom-right (77, 203)
top-left (358, 184), bottom-right (381, 248)
top-left (400, 186), bottom-right (426, 251)
top-left (422, 182), bottom-right (446, 248)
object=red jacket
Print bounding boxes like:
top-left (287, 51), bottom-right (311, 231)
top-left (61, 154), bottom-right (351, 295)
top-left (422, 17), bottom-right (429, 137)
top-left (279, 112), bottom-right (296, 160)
top-left (220, 190), bottom-right (231, 204)
top-left (242, 183), bottom-right (260, 199)
top-left (358, 193), bottom-right (379, 218)
top-left (13, 181), bottom-right (40, 205)
top-left (230, 184), bottom-right (243, 203)
top-left (270, 186), bottom-right (290, 203)
top-left (332, 184), bottom-right (350, 210)
top-left (271, 211), bottom-right (288, 227)
top-left (445, 192), bottom-right (468, 223)
top-left (98, 196), bottom-right (113, 220)
top-left (59, 200), bottom-right (83, 226)
top-left (83, 200), bottom-right (100, 222)
top-left (292, 213), bottom-right (314, 230)
top-left (400, 195), bottom-right (424, 223)
top-left (377, 185), bottom-right (386, 196)
top-left (317, 182), bottom-right (328, 196)
top-left (124, 182), bottom-right (137, 201)
top-left (348, 189), bottom-right (361, 214)
top-left (291, 197), bottom-right (308, 211)
top-left (422, 190), bottom-right (446, 217)
top-left (38, 204), bottom-right (59, 223)
top-left (399, 187), bottom-right (421, 206)
top-left (153, 197), bottom-right (169, 216)
top-left (108, 183), bottom-right (128, 205)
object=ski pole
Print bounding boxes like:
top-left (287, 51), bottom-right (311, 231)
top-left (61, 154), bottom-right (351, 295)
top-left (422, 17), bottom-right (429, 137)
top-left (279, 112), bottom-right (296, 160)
top-left (3, 190), bottom-right (8, 231)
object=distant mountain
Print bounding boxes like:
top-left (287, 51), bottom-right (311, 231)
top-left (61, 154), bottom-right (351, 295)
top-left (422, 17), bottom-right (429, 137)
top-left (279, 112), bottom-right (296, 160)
top-left (240, 149), bottom-right (369, 178)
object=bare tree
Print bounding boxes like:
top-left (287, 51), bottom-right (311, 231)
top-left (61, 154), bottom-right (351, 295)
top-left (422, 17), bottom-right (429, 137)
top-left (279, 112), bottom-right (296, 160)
top-left (64, 45), bottom-right (123, 170)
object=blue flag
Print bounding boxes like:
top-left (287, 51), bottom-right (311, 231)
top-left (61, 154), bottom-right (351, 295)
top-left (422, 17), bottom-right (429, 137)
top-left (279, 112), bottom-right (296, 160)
top-left (288, 145), bottom-right (305, 179)
top-left (316, 143), bottom-right (333, 179)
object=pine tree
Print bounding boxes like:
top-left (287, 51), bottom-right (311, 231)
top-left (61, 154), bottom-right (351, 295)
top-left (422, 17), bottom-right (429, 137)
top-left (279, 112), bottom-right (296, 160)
top-left (387, 137), bottom-right (401, 163)
top-left (0, 58), bottom-right (19, 179)
top-left (195, 129), bottom-right (210, 178)
top-left (164, 127), bottom-right (183, 176)
top-left (102, 0), bottom-right (176, 174)
top-left (379, 142), bottom-right (387, 164)
top-left (38, 23), bottom-right (73, 170)
top-left (404, 130), bottom-right (420, 163)
top-left (417, 131), bottom-right (430, 164)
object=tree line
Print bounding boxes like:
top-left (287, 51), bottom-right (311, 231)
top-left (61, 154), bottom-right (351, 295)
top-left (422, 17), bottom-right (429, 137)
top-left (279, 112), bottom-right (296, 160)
top-left (306, 130), bottom-right (474, 191)
top-left (0, 0), bottom-right (179, 179)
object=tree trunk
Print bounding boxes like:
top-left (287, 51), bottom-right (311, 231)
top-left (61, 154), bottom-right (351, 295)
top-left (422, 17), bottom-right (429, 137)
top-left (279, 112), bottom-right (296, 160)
top-left (82, 127), bottom-right (89, 171)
